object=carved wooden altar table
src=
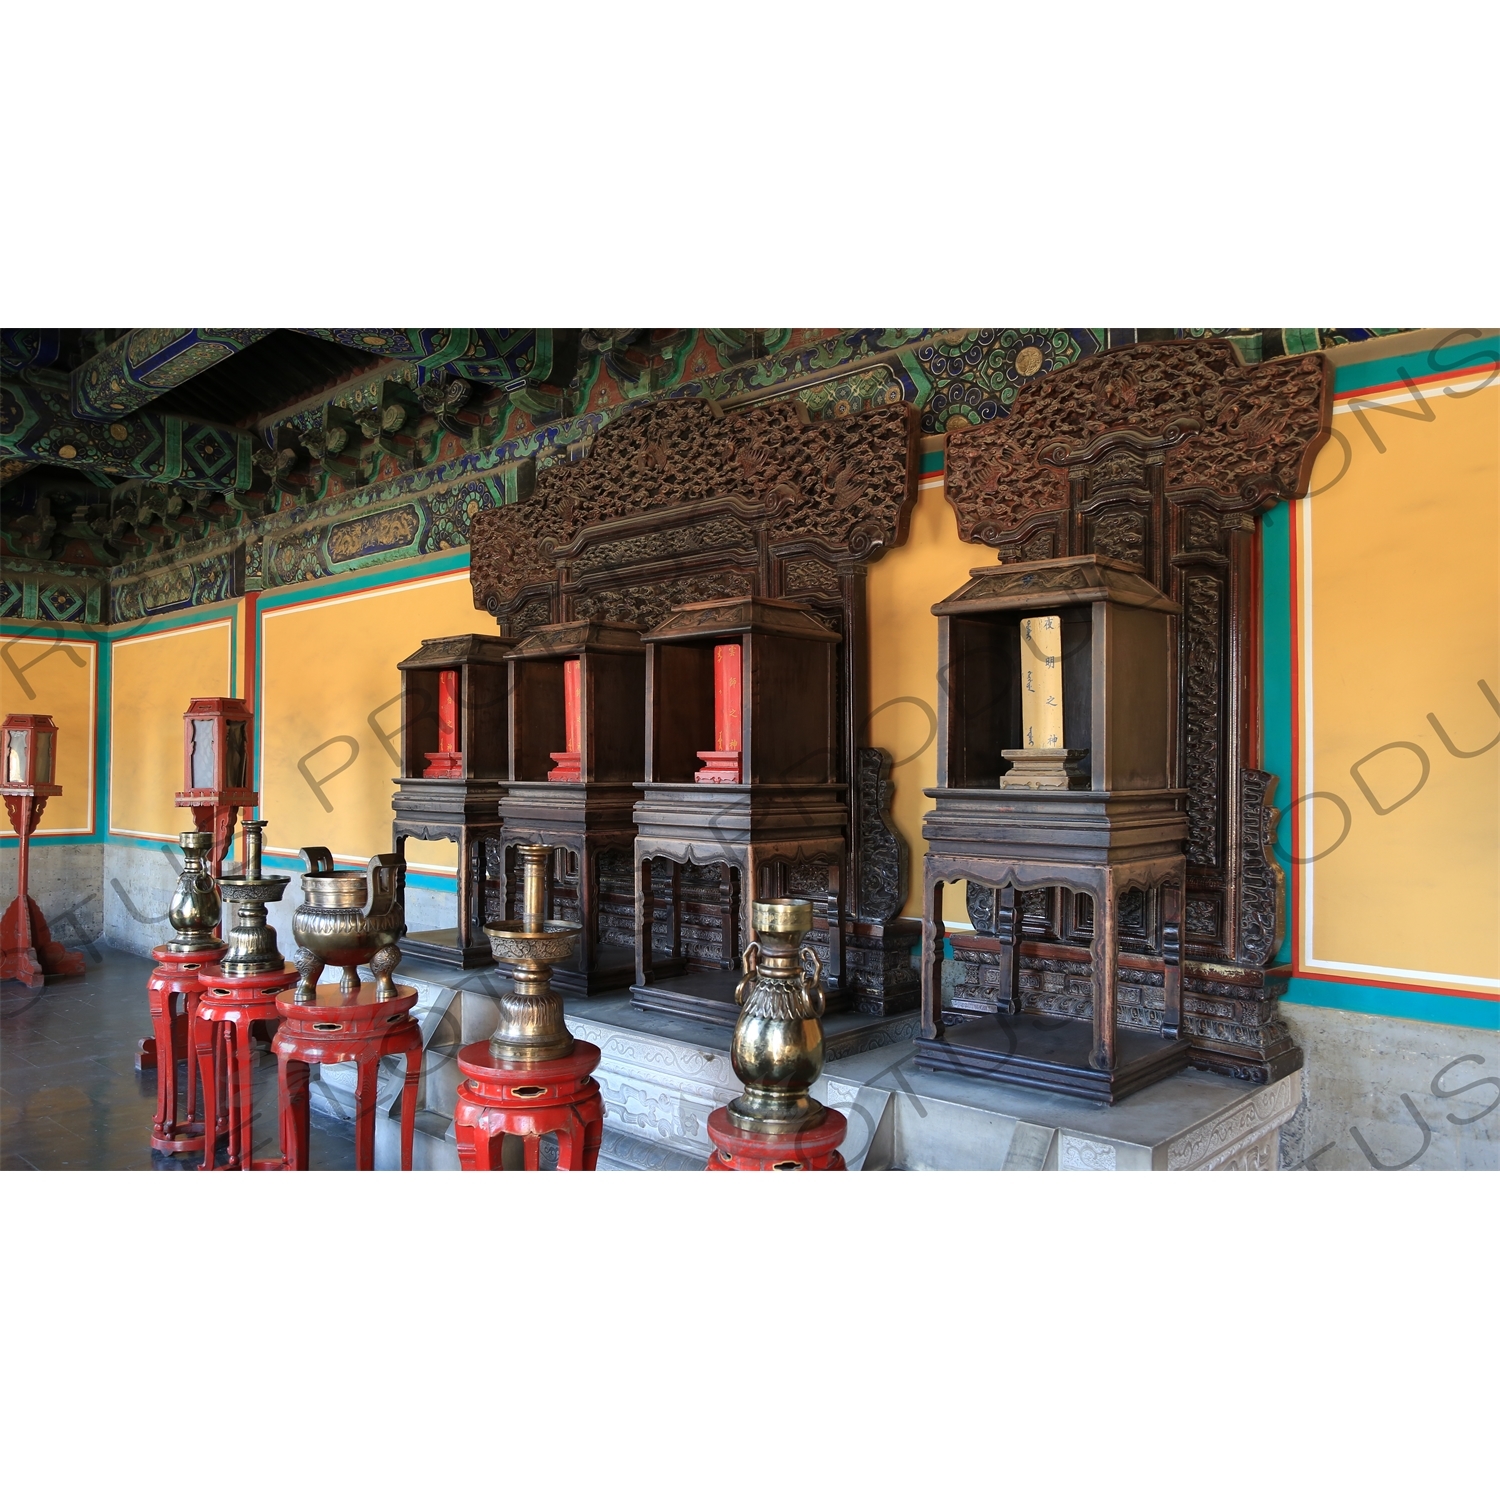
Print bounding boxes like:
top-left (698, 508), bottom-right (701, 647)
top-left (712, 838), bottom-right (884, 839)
top-left (274, 982), bottom-right (422, 1171)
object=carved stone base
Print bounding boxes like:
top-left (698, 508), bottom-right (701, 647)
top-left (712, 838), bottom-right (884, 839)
top-left (999, 747), bottom-right (1088, 790)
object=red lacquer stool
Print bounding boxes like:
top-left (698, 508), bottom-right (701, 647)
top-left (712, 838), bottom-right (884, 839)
top-left (274, 983), bottom-right (422, 1172)
top-left (453, 1041), bottom-right (604, 1171)
top-left (142, 942), bottom-right (227, 1155)
top-left (193, 965), bottom-right (296, 1170)
top-left (705, 1107), bottom-right (848, 1171)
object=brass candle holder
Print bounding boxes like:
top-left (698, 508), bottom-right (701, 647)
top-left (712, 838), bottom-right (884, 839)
top-left (482, 843), bottom-right (581, 1063)
top-left (164, 829), bottom-right (222, 954)
top-left (727, 898), bottom-right (828, 1135)
top-left (217, 819), bottom-right (292, 976)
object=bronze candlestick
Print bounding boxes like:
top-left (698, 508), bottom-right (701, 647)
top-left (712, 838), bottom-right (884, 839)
top-left (482, 843), bottom-right (580, 1063)
top-left (727, 898), bottom-right (828, 1135)
top-left (217, 819), bottom-right (291, 976)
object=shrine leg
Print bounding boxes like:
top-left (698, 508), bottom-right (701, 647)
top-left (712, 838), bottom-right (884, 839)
top-left (194, 1016), bottom-right (219, 1170)
top-left (523, 1135), bottom-right (541, 1171)
top-left (995, 887), bottom-right (1022, 1016)
top-left (1089, 878), bottom-right (1119, 1074)
top-left (353, 1055), bottom-right (379, 1171)
top-left (726, 860), bottom-right (743, 970)
top-left (1161, 879), bottom-right (1183, 1038)
top-left (920, 875), bottom-right (945, 1041)
top-left (399, 1044), bottom-right (421, 1171)
top-left (582, 1106), bottom-right (603, 1170)
top-left (825, 853), bottom-right (844, 994)
top-left (635, 857), bottom-right (653, 986)
top-left (279, 1055), bottom-right (311, 1170)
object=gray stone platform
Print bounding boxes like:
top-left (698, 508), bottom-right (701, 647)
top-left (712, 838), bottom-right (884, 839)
top-left (303, 956), bottom-right (1297, 1170)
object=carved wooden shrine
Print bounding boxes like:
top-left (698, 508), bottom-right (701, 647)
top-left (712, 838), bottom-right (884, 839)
top-left (935, 338), bottom-right (1330, 1085)
top-left (919, 556), bottom-right (1191, 1102)
top-left (390, 634), bottom-right (513, 967)
top-left (631, 596), bottom-right (847, 1025)
top-left (174, 697), bottom-right (255, 876)
top-left (494, 620), bottom-right (646, 994)
top-left (469, 394), bottom-right (924, 1020)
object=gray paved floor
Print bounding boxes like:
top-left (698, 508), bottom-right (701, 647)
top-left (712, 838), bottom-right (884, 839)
top-left (1, 947), bottom-right (356, 1170)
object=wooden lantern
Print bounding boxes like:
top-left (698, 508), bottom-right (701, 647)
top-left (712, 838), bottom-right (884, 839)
top-left (917, 556), bottom-right (1190, 1103)
top-left (174, 697), bottom-right (256, 875)
top-left (631, 596), bottom-right (848, 1026)
top-left (496, 620), bottom-right (646, 994)
top-left (2, 713), bottom-right (85, 984)
top-left (391, 634), bottom-right (514, 968)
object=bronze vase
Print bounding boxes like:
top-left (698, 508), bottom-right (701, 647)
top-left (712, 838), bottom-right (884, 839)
top-left (165, 829), bottom-right (221, 954)
top-left (727, 898), bottom-right (827, 1135)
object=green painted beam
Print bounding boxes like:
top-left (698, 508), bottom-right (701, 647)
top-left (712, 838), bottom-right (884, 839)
top-left (70, 328), bottom-right (271, 420)
top-left (1, 370), bottom-right (256, 491)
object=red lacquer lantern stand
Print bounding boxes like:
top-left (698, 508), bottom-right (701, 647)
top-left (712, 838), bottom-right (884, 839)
top-left (193, 965), bottom-right (297, 1170)
top-left (704, 1108), bottom-right (849, 1171)
top-left (2, 714), bottom-right (86, 986)
top-left (144, 942), bottom-right (227, 1154)
top-left (274, 982), bottom-right (423, 1172)
top-left (453, 1041), bottom-right (604, 1171)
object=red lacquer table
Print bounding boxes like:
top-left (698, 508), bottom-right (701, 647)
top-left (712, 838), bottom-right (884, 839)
top-left (274, 982), bottom-right (422, 1172)
top-left (142, 943), bottom-right (227, 1155)
top-left (705, 1106), bottom-right (848, 1171)
top-left (453, 1041), bottom-right (604, 1171)
top-left (193, 965), bottom-right (296, 1170)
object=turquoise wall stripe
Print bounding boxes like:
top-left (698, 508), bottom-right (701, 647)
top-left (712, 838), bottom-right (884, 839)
top-left (1333, 333), bottom-right (1497, 396)
top-left (255, 547), bottom-right (471, 615)
top-left (920, 450), bottom-right (944, 475)
top-left (1260, 500), bottom-right (1294, 966)
top-left (1283, 977), bottom-right (1499, 1032)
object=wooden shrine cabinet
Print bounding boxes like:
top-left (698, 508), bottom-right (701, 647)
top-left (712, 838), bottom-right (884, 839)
top-left (493, 620), bottom-right (646, 994)
top-left (918, 556), bottom-right (1191, 1102)
top-left (936, 337), bottom-right (1331, 1085)
top-left (390, 634), bottom-right (514, 967)
top-left (630, 596), bottom-right (847, 1026)
top-left (467, 394), bottom-right (925, 1021)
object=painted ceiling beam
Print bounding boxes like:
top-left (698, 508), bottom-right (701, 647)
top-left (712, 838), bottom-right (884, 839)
top-left (1, 371), bottom-right (256, 492)
top-left (69, 328), bottom-right (271, 420)
top-left (295, 328), bottom-right (556, 384)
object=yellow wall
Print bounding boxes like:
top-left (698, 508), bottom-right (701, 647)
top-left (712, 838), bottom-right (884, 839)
top-left (0, 630), bottom-right (98, 837)
top-left (867, 473), bottom-right (995, 921)
top-left (109, 619), bottom-right (233, 839)
top-left (1296, 343), bottom-right (1499, 996)
top-left (258, 567), bottom-right (497, 871)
